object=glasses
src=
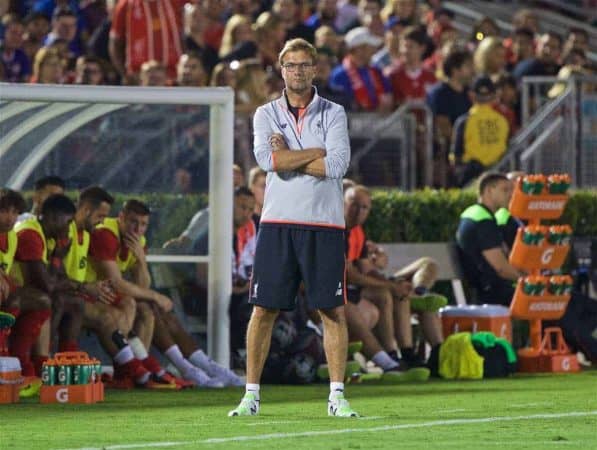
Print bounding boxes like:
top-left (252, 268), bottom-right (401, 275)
top-left (281, 62), bottom-right (315, 71)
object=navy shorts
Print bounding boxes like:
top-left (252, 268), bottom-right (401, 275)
top-left (249, 224), bottom-right (347, 311)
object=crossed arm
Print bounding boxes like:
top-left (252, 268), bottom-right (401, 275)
top-left (253, 107), bottom-right (350, 179)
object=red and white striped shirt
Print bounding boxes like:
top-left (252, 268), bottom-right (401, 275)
top-left (111, 0), bottom-right (185, 78)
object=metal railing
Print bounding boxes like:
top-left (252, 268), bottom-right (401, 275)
top-left (497, 76), bottom-right (597, 187)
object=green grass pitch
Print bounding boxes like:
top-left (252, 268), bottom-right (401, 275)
top-left (1, 372), bottom-right (596, 450)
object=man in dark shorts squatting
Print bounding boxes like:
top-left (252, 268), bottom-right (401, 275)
top-left (229, 38), bottom-right (357, 417)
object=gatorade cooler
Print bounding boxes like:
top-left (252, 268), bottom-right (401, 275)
top-left (0, 357), bottom-right (22, 403)
top-left (440, 305), bottom-right (512, 342)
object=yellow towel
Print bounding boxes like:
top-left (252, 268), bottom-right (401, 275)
top-left (439, 332), bottom-right (484, 379)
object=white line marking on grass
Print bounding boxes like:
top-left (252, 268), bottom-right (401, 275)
top-left (246, 420), bottom-right (303, 425)
top-left (437, 408), bottom-right (467, 413)
top-left (57, 410), bottom-right (597, 450)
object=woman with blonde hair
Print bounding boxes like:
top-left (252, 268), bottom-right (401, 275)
top-left (381, 0), bottom-right (419, 25)
top-left (210, 61), bottom-right (237, 88)
top-left (474, 36), bottom-right (506, 79)
top-left (219, 14), bottom-right (254, 60)
top-left (253, 11), bottom-right (286, 68)
top-left (234, 59), bottom-right (270, 115)
top-left (31, 47), bottom-right (64, 83)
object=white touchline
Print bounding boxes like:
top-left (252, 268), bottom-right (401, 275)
top-left (58, 410), bottom-right (597, 450)
top-left (246, 420), bottom-right (304, 426)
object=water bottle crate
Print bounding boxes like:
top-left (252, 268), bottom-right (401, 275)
top-left (510, 279), bottom-right (571, 320)
top-left (509, 228), bottom-right (570, 270)
top-left (509, 189), bottom-right (568, 220)
top-left (40, 382), bottom-right (104, 404)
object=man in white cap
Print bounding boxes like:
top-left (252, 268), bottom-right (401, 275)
top-left (329, 26), bottom-right (393, 113)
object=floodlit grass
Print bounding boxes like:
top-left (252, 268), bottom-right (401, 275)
top-left (1, 372), bottom-right (596, 450)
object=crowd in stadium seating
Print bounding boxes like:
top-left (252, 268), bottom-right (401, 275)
top-left (1, 1), bottom-right (594, 187)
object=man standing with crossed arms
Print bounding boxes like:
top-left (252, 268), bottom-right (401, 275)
top-left (229, 38), bottom-right (357, 417)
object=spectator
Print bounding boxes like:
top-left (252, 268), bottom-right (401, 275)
top-left (426, 49), bottom-right (473, 142)
top-left (0, 0), bottom-right (8, 36)
top-left (234, 58), bottom-right (270, 114)
top-left (564, 27), bottom-right (589, 54)
top-left (182, 2), bottom-right (219, 77)
top-left (218, 14), bottom-right (254, 60)
top-left (340, 0), bottom-right (377, 33)
top-left (33, 0), bottom-right (82, 25)
top-left (210, 60), bottom-right (237, 88)
top-left (456, 171), bottom-right (521, 306)
top-left (422, 25), bottom-right (459, 76)
top-left (176, 52), bottom-right (208, 87)
top-left (254, 11), bottom-right (286, 69)
top-left (30, 46), bottom-right (63, 83)
top-left (329, 26), bottom-right (393, 113)
top-left (1, 14), bottom-right (31, 82)
top-left (513, 32), bottom-right (562, 81)
top-left (304, 0), bottom-right (340, 33)
top-left (109, 0), bottom-right (185, 84)
top-left (451, 76), bottom-right (510, 187)
top-left (356, 0), bottom-right (384, 38)
top-left (427, 7), bottom-right (455, 45)
top-left (86, 0), bottom-right (115, 63)
top-left (314, 24), bottom-right (342, 56)
top-left (248, 166), bottom-right (266, 225)
top-left (494, 73), bottom-right (519, 133)
top-left (511, 9), bottom-right (539, 36)
top-left (381, 0), bottom-right (419, 26)
top-left (562, 27), bottom-right (589, 64)
top-left (272, 0), bottom-right (314, 43)
top-left (22, 12), bottom-right (50, 63)
top-left (371, 16), bottom-right (408, 74)
top-left (313, 46), bottom-right (350, 108)
top-left (43, 6), bottom-right (81, 61)
top-left (74, 55), bottom-right (104, 85)
top-left (335, 0), bottom-right (359, 33)
top-left (138, 60), bottom-right (167, 87)
top-left (474, 37), bottom-right (506, 81)
top-left (506, 27), bottom-right (535, 71)
top-left (228, 0), bottom-right (262, 18)
top-left (469, 16), bottom-right (499, 46)
top-left (387, 26), bottom-right (436, 104)
top-left (201, 0), bottom-right (228, 53)
top-left (233, 163), bottom-right (245, 189)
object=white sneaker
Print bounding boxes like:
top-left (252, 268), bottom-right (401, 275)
top-left (183, 366), bottom-right (224, 388)
top-left (328, 393), bottom-right (359, 417)
top-left (202, 359), bottom-right (244, 387)
top-left (228, 392), bottom-right (260, 416)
